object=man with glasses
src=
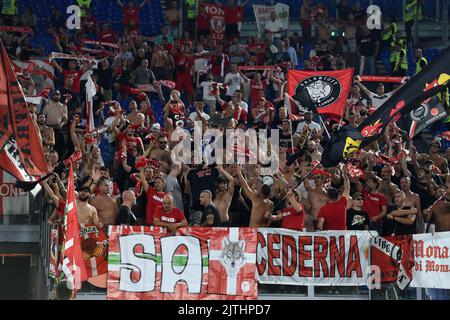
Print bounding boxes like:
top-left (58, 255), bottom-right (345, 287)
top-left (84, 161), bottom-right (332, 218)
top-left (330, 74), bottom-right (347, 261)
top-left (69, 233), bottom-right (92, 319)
top-left (416, 141), bottom-right (449, 174)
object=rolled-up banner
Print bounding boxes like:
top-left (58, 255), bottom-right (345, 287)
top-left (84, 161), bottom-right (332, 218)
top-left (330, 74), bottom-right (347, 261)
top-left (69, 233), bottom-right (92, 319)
top-left (82, 39), bottom-right (119, 49)
top-left (49, 52), bottom-right (96, 63)
top-left (360, 75), bottom-right (405, 83)
top-left (0, 26), bottom-right (32, 33)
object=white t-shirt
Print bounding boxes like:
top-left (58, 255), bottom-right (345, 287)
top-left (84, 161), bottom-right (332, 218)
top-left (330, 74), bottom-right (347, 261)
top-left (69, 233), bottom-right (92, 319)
top-left (296, 120), bottom-right (322, 135)
top-left (368, 92), bottom-right (393, 109)
top-left (238, 100), bottom-right (249, 112)
top-left (264, 19), bottom-right (285, 37)
top-left (199, 81), bottom-right (216, 101)
top-left (224, 72), bottom-right (244, 96)
top-left (189, 111), bottom-right (210, 122)
top-left (104, 116), bottom-right (117, 143)
top-left (194, 50), bottom-right (210, 73)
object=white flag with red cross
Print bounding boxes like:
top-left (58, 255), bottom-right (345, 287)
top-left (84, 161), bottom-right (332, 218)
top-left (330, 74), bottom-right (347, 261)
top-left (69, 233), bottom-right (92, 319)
top-left (207, 228), bottom-right (257, 297)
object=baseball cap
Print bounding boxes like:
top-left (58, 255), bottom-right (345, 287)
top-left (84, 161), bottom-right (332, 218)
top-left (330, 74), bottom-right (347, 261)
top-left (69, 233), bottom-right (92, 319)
top-left (352, 192), bottom-right (363, 200)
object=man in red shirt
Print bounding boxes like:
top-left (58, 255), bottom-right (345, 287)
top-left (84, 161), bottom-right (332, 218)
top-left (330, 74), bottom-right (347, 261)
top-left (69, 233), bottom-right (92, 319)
top-left (317, 167), bottom-right (350, 230)
top-left (139, 170), bottom-right (167, 225)
top-left (117, 0), bottom-right (149, 27)
top-left (53, 60), bottom-right (95, 94)
top-left (357, 176), bottom-right (388, 233)
top-left (99, 22), bottom-right (116, 44)
top-left (174, 45), bottom-right (194, 105)
top-left (153, 194), bottom-right (188, 234)
top-left (210, 44), bottom-right (230, 81)
top-left (217, 0), bottom-right (249, 39)
top-left (197, 4), bottom-right (210, 37)
top-left (270, 190), bottom-right (305, 231)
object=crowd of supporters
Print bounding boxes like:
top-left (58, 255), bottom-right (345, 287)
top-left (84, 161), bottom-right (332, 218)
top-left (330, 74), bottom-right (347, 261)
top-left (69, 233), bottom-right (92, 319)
top-left (1, 0), bottom-right (449, 240)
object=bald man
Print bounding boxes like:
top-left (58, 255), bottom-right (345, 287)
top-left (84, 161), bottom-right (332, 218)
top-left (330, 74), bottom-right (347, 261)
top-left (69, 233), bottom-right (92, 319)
top-left (199, 190), bottom-right (221, 227)
top-left (153, 194), bottom-right (188, 233)
top-left (118, 190), bottom-right (138, 225)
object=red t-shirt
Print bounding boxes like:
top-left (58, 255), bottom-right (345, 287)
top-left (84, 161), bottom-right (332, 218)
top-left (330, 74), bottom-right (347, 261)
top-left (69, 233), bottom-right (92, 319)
top-left (117, 132), bottom-right (143, 153)
top-left (99, 30), bottom-right (116, 43)
top-left (280, 206), bottom-right (304, 231)
top-left (249, 79), bottom-right (268, 104)
top-left (123, 7), bottom-right (140, 25)
top-left (145, 187), bottom-right (167, 225)
top-left (318, 197), bottom-right (348, 230)
top-left (175, 54), bottom-right (193, 75)
top-left (197, 12), bottom-right (209, 31)
top-left (154, 206), bottom-right (186, 224)
top-left (224, 5), bottom-right (244, 24)
top-left (62, 69), bottom-right (83, 93)
top-left (220, 102), bottom-right (248, 121)
top-left (210, 53), bottom-right (229, 77)
top-left (362, 190), bottom-right (388, 220)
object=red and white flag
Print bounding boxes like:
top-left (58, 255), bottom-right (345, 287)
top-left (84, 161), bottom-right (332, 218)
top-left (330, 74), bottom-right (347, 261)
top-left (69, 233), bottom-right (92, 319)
top-left (284, 93), bottom-right (305, 120)
top-left (79, 224), bottom-right (108, 279)
top-left (85, 75), bottom-right (97, 132)
top-left (207, 228), bottom-right (257, 296)
top-left (61, 163), bottom-right (88, 290)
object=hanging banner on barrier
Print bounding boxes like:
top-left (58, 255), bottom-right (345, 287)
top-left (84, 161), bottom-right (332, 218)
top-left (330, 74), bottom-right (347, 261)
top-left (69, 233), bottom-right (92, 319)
top-left (411, 232), bottom-right (450, 289)
top-left (79, 224), bottom-right (109, 279)
top-left (256, 229), bottom-right (371, 286)
top-left (370, 235), bottom-right (414, 290)
top-left (107, 226), bottom-right (258, 300)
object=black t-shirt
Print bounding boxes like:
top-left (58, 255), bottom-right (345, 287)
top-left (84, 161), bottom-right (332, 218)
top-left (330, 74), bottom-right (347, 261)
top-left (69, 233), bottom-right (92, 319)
top-left (357, 33), bottom-right (377, 57)
top-left (95, 66), bottom-right (113, 90)
top-left (187, 166), bottom-right (219, 210)
top-left (201, 204), bottom-right (221, 227)
top-left (279, 131), bottom-right (293, 150)
top-left (386, 205), bottom-right (416, 235)
top-left (346, 208), bottom-right (369, 230)
top-left (118, 205), bottom-right (137, 225)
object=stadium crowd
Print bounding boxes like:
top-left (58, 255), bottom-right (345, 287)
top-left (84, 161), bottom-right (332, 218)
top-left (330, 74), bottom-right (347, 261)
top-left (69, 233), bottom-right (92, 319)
top-left (1, 0), bottom-right (449, 239)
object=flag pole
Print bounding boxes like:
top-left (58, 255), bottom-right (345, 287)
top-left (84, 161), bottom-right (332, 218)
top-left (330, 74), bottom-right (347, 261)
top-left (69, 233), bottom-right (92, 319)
top-left (317, 113), bottom-right (331, 139)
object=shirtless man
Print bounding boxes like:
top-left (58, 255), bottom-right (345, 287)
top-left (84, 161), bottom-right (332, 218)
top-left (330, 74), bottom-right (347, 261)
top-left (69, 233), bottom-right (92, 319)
top-left (37, 113), bottom-right (55, 154)
top-left (145, 135), bottom-right (172, 174)
top-left (237, 167), bottom-right (273, 227)
top-left (417, 141), bottom-right (449, 174)
top-left (77, 186), bottom-right (102, 227)
top-left (423, 175), bottom-right (450, 232)
top-left (213, 166), bottom-right (236, 226)
top-left (400, 176), bottom-right (423, 233)
top-left (89, 178), bottom-right (119, 225)
top-left (378, 164), bottom-right (400, 206)
top-left (126, 100), bottom-right (140, 124)
top-left (303, 171), bottom-right (329, 231)
top-left (150, 45), bottom-right (173, 80)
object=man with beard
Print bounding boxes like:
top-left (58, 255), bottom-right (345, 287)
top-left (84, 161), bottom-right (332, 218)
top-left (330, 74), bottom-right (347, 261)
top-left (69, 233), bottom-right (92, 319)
top-left (118, 190), bottom-right (138, 225)
top-left (139, 171), bottom-right (167, 226)
top-left (89, 178), bottom-right (119, 225)
top-left (213, 166), bottom-right (236, 226)
top-left (37, 113), bottom-right (55, 154)
top-left (153, 194), bottom-right (188, 233)
top-left (146, 134), bottom-right (172, 173)
top-left (42, 90), bottom-right (68, 158)
top-left (378, 164), bottom-right (400, 206)
top-left (77, 186), bottom-right (102, 227)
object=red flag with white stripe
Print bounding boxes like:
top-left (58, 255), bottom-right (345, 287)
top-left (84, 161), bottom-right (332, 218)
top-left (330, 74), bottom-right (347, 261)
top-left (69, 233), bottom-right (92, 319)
top-left (207, 228), bottom-right (257, 296)
top-left (61, 163), bottom-right (88, 290)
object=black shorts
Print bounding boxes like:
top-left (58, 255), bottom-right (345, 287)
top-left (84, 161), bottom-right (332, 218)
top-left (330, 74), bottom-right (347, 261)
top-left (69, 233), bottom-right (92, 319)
top-left (220, 220), bottom-right (230, 227)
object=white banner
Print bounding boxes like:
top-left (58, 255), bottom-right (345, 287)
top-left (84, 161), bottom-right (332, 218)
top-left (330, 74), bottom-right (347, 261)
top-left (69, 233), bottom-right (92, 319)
top-left (411, 232), bottom-right (450, 289)
top-left (252, 3), bottom-right (290, 35)
top-left (0, 170), bottom-right (30, 215)
top-left (257, 229), bottom-right (371, 286)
